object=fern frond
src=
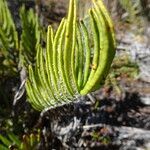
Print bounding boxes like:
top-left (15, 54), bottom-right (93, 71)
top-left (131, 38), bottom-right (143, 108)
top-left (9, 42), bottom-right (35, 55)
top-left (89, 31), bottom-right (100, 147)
top-left (0, 0), bottom-right (18, 69)
top-left (20, 5), bottom-right (40, 67)
top-left (26, 0), bottom-right (116, 111)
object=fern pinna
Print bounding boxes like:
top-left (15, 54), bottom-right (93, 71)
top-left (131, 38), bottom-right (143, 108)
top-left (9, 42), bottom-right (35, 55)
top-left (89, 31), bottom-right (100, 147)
top-left (26, 0), bottom-right (116, 111)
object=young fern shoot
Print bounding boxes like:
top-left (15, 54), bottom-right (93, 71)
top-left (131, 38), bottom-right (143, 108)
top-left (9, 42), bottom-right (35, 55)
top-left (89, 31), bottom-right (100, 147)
top-left (26, 0), bottom-right (116, 111)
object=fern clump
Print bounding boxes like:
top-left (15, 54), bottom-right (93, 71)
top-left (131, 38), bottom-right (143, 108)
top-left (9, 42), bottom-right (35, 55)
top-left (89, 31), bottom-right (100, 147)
top-left (26, 0), bottom-right (116, 111)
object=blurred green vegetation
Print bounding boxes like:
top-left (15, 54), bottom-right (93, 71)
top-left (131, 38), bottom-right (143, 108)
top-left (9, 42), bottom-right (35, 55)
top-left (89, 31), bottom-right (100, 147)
top-left (105, 53), bottom-right (139, 96)
top-left (0, 130), bottom-right (40, 150)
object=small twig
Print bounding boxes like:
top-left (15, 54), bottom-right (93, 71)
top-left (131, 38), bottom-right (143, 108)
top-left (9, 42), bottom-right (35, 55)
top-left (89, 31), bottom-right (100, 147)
top-left (87, 93), bottom-right (96, 104)
top-left (13, 79), bottom-right (26, 106)
top-left (83, 123), bottom-right (108, 130)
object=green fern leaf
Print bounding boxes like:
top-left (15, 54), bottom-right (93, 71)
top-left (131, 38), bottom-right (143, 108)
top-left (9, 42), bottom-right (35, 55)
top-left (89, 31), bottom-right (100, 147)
top-left (0, 134), bottom-right (12, 147)
top-left (19, 5), bottom-right (41, 67)
top-left (0, 0), bottom-right (18, 74)
top-left (26, 0), bottom-right (116, 111)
